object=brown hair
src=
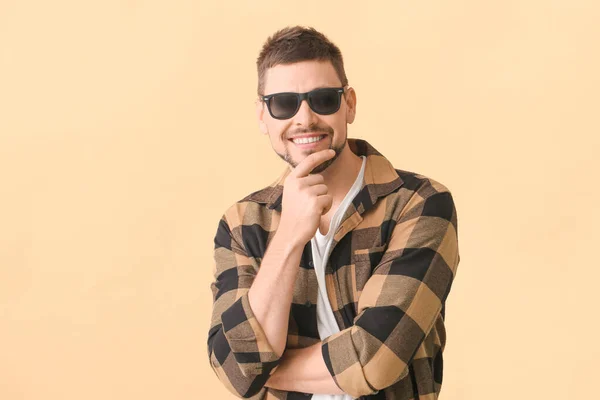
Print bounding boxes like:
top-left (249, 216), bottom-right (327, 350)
top-left (256, 26), bottom-right (349, 96)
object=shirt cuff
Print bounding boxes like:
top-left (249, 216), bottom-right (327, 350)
top-left (321, 329), bottom-right (380, 398)
top-left (221, 292), bottom-right (281, 377)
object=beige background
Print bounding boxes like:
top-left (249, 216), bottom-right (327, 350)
top-left (1, 1), bottom-right (598, 399)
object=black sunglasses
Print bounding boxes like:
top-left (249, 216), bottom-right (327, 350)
top-left (261, 87), bottom-right (345, 120)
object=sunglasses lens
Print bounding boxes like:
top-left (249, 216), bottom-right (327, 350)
top-left (309, 89), bottom-right (340, 114)
top-left (269, 93), bottom-right (299, 119)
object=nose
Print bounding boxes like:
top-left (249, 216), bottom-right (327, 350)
top-left (293, 98), bottom-right (318, 126)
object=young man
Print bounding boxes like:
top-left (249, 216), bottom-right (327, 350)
top-left (208, 26), bottom-right (460, 400)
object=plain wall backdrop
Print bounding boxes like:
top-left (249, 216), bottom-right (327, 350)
top-left (1, 1), bottom-right (598, 399)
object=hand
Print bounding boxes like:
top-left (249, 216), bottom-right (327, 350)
top-left (278, 149), bottom-right (335, 247)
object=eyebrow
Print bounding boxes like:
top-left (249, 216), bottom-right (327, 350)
top-left (267, 85), bottom-right (343, 94)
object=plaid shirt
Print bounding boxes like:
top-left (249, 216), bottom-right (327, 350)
top-left (208, 138), bottom-right (460, 399)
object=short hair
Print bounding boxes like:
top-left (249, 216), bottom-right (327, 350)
top-left (256, 26), bottom-right (349, 96)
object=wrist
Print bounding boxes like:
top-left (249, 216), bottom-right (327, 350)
top-left (275, 223), bottom-right (306, 252)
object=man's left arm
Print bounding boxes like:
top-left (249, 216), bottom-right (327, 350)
top-left (265, 342), bottom-right (345, 395)
top-left (267, 181), bottom-right (460, 397)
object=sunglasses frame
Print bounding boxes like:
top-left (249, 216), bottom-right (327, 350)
top-left (261, 87), bottom-right (346, 120)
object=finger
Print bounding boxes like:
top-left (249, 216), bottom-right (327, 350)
top-left (307, 184), bottom-right (328, 196)
top-left (292, 149), bottom-right (336, 177)
top-left (299, 174), bottom-right (325, 187)
top-left (316, 194), bottom-right (333, 214)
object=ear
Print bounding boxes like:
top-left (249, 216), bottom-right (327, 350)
top-left (255, 99), bottom-right (269, 135)
top-left (344, 87), bottom-right (357, 124)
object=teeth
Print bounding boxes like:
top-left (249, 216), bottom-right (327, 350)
top-left (292, 135), bottom-right (324, 145)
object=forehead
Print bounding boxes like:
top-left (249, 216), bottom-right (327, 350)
top-left (263, 60), bottom-right (342, 94)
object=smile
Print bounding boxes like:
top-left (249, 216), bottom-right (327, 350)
top-left (291, 135), bottom-right (325, 145)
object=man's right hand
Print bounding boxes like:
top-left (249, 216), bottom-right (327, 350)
top-left (279, 149), bottom-right (336, 247)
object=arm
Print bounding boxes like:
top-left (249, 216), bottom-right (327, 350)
top-left (208, 150), bottom-right (338, 398)
top-left (320, 183), bottom-right (460, 398)
top-left (264, 343), bottom-right (346, 395)
top-left (207, 211), bottom-right (303, 399)
top-left (247, 222), bottom-right (304, 357)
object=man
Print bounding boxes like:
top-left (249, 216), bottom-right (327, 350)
top-left (208, 26), bottom-right (460, 400)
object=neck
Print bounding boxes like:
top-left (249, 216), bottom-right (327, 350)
top-left (320, 141), bottom-right (363, 204)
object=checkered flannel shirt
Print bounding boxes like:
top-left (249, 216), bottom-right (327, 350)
top-left (208, 138), bottom-right (460, 399)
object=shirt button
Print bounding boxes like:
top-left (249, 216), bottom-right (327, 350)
top-left (372, 390), bottom-right (379, 395)
top-left (308, 261), bottom-right (313, 268)
top-left (304, 301), bottom-right (311, 307)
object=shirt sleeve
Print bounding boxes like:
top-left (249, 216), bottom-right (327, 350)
top-left (207, 212), bottom-right (281, 399)
top-left (320, 180), bottom-right (460, 398)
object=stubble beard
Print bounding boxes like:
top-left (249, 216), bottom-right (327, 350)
top-left (278, 134), bottom-right (347, 174)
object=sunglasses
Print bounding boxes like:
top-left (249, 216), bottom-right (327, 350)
top-left (261, 87), bottom-right (346, 120)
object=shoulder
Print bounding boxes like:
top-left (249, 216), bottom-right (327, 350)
top-left (220, 185), bottom-right (278, 228)
top-left (391, 169), bottom-right (458, 228)
top-left (394, 168), bottom-right (453, 196)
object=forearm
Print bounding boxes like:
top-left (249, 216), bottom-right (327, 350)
top-left (265, 343), bottom-right (345, 395)
top-left (248, 226), bottom-right (304, 357)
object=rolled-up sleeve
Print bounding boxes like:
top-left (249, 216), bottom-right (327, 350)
top-left (207, 213), bottom-right (281, 399)
top-left (321, 181), bottom-right (460, 398)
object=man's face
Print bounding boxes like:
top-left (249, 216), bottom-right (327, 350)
top-left (256, 60), bottom-right (356, 174)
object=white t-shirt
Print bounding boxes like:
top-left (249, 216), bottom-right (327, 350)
top-left (310, 155), bottom-right (366, 400)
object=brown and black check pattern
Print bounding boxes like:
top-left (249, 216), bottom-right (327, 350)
top-left (208, 139), bottom-right (460, 399)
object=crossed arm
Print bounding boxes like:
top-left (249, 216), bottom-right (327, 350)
top-left (264, 342), bottom-right (345, 394)
top-left (208, 185), bottom-right (459, 398)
